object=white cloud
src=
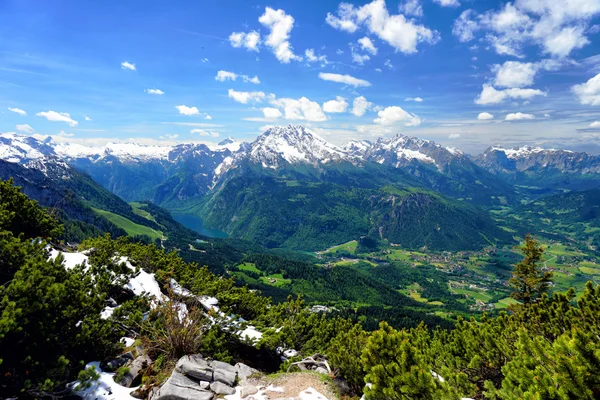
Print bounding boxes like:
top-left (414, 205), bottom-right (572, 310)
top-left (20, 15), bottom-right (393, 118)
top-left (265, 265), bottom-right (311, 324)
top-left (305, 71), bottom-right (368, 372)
top-left (374, 106), bottom-right (421, 126)
top-left (589, 121), bottom-right (600, 128)
top-left (191, 129), bottom-right (220, 137)
top-left (175, 105), bottom-right (200, 116)
top-left (205, 115), bottom-right (212, 120)
top-left (318, 72), bottom-right (371, 87)
top-left (505, 112), bottom-right (535, 121)
top-left (85, 116), bottom-right (91, 121)
top-left (475, 84), bottom-right (546, 104)
top-left (121, 61), bottom-right (136, 71)
top-left (384, 59), bottom-right (394, 69)
top-left (262, 107), bottom-right (283, 119)
top-left (216, 70), bottom-right (238, 82)
top-left (57, 130), bottom-right (74, 138)
top-left (326, 3), bottom-right (359, 33)
top-left (351, 96), bottom-right (372, 117)
top-left (503, 87), bottom-right (547, 100)
top-left (270, 97), bottom-right (327, 122)
top-left (215, 70), bottom-right (261, 84)
top-left (259, 7), bottom-right (302, 63)
top-left (400, 0), bottom-right (423, 17)
top-left (323, 96), bottom-right (349, 113)
top-left (478, 112), bottom-right (494, 120)
top-left (36, 111), bottom-right (78, 127)
top-left (453, 10), bottom-right (479, 42)
top-left (493, 61), bottom-right (538, 88)
top-left (325, 0), bottom-right (439, 54)
top-left (305, 49), bottom-right (328, 64)
top-left (350, 48), bottom-right (370, 65)
top-left (228, 89), bottom-right (266, 104)
top-left (201, 58), bottom-right (209, 63)
top-left (229, 31), bottom-right (261, 51)
top-left (404, 97), bottom-right (423, 102)
top-left (543, 26), bottom-right (588, 58)
top-left (452, 1), bottom-right (600, 58)
top-left (434, 0), bottom-right (460, 7)
top-left (448, 133), bottom-right (461, 139)
top-left (16, 124), bottom-right (34, 134)
top-left (145, 88), bottom-right (165, 95)
top-left (474, 85), bottom-right (507, 105)
top-left (358, 37), bottom-right (378, 55)
top-left (160, 134), bottom-right (179, 140)
top-left (8, 107), bottom-right (26, 116)
top-left (572, 73), bottom-right (600, 105)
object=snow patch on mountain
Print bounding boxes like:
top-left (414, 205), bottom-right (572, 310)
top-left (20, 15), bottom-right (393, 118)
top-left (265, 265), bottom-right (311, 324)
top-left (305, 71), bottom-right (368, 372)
top-left (0, 132), bottom-right (53, 163)
top-left (54, 141), bottom-right (172, 161)
top-left (489, 146), bottom-right (568, 159)
top-left (247, 125), bottom-right (351, 168)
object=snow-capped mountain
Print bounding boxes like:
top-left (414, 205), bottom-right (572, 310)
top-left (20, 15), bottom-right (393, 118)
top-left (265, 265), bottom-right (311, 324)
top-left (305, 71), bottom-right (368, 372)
top-left (475, 146), bottom-right (600, 175)
top-left (242, 125), bottom-right (353, 169)
top-left (342, 140), bottom-right (372, 157)
top-left (344, 133), bottom-right (472, 174)
top-left (0, 132), bottom-right (55, 164)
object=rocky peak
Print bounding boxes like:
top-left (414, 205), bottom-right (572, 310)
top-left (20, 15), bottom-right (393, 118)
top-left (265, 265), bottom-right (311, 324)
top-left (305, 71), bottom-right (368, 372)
top-left (246, 125), bottom-right (350, 168)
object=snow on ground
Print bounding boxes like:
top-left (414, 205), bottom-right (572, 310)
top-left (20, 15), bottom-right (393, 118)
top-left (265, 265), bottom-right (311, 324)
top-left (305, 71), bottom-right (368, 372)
top-left (125, 268), bottom-right (164, 303)
top-left (224, 385), bottom-right (285, 400)
top-left (71, 362), bottom-right (137, 400)
top-left (100, 306), bottom-right (117, 319)
top-left (239, 325), bottom-right (263, 342)
top-left (299, 387), bottom-right (329, 400)
top-left (49, 249), bottom-right (89, 270)
top-left (120, 337), bottom-right (135, 347)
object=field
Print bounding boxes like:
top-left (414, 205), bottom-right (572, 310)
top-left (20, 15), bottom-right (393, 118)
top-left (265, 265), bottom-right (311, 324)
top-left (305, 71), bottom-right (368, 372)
top-left (495, 297), bottom-right (519, 309)
top-left (130, 202), bottom-right (157, 222)
top-left (92, 208), bottom-right (163, 240)
top-left (320, 240), bottom-right (358, 255)
top-left (237, 263), bottom-right (292, 287)
top-left (450, 286), bottom-right (494, 303)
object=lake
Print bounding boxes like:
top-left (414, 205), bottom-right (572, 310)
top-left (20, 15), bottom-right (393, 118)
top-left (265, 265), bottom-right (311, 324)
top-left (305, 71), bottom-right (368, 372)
top-left (172, 214), bottom-right (229, 239)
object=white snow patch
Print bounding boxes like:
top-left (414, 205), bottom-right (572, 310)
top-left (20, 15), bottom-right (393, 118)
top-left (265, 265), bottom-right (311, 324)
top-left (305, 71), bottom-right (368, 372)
top-left (71, 362), bottom-right (137, 400)
top-left (120, 337), bottom-right (135, 347)
top-left (239, 325), bottom-right (263, 342)
top-left (298, 387), bottom-right (329, 400)
top-left (49, 249), bottom-right (89, 270)
top-left (446, 147), bottom-right (462, 155)
top-left (100, 306), bottom-right (117, 319)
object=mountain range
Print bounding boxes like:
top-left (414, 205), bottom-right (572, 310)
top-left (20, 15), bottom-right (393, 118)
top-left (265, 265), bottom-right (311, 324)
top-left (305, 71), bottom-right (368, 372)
top-left (2, 126), bottom-right (600, 251)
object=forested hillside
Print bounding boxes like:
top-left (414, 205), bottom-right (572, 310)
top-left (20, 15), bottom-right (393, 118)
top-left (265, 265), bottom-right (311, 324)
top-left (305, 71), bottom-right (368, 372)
top-left (2, 180), bottom-right (600, 399)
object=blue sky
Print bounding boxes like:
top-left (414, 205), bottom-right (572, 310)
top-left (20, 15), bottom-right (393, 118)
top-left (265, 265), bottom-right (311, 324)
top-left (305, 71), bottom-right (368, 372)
top-left (1, 0), bottom-right (600, 154)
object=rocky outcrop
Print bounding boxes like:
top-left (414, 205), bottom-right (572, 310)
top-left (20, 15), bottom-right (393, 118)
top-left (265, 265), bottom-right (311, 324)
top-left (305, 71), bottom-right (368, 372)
top-left (150, 354), bottom-right (258, 400)
top-left (116, 354), bottom-right (152, 387)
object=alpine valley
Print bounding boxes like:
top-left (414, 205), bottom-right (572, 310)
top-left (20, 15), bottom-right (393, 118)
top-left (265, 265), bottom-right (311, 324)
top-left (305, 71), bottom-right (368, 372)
top-left (3, 125), bottom-right (600, 399)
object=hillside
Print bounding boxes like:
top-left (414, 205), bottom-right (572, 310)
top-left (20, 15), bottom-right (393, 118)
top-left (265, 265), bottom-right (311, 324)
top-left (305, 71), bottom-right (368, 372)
top-left (198, 169), bottom-right (510, 251)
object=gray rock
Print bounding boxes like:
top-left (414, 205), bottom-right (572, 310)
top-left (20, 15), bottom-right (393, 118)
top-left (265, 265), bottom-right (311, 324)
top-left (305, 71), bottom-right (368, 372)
top-left (235, 363), bottom-right (259, 381)
top-left (240, 385), bottom-right (259, 398)
top-left (117, 354), bottom-right (151, 387)
top-left (213, 368), bottom-right (236, 387)
top-left (176, 354), bottom-right (213, 382)
top-left (315, 367), bottom-right (329, 374)
top-left (210, 360), bottom-right (237, 375)
top-left (210, 381), bottom-right (236, 395)
top-left (150, 371), bottom-right (214, 400)
top-left (100, 356), bottom-right (128, 372)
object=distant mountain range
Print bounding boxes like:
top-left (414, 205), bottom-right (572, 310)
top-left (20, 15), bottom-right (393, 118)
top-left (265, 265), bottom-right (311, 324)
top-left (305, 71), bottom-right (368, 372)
top-left (2, 126), bottom-right (600, 251)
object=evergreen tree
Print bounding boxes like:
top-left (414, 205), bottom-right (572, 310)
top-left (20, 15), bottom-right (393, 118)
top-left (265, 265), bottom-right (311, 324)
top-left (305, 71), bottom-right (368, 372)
top-left (509, 234), bottom-right (553, 306)
top-left (361, 321), bottom-right (458, 400)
